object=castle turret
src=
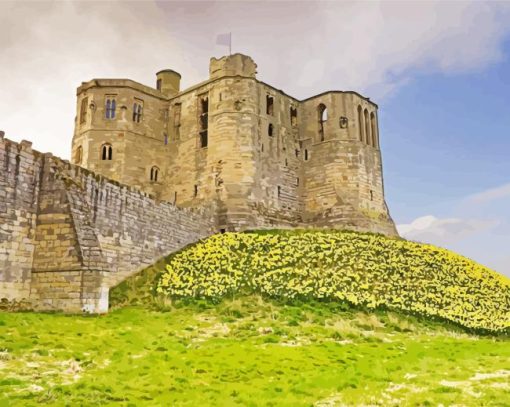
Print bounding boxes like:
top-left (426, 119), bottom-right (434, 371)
top-left (209, 54), bottom-right (257, 79)
top-left (156, 69), bottom-right (181, 98)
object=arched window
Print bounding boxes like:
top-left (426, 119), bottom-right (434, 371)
top-left (364, 109), bottom-right (370, 146)
top-left (266, 95), bottom-right (274, 115)
top-left (150, 166), bottom-right (160, 182)
top-left (101, 143), bottom-right (112, 161)
top-left (370, 112), bottom-right (377, 148)
top-left (268, 123), bottom-right (274, 137)
top-left (357, 105), bottom-right (364, 142)
top-left (75, 146), bottom-right (83, 164)
top-left (318, 104), bottom-right (327, 142)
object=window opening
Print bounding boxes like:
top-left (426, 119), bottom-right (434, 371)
top-left (105, 97), bottom-right (116, 119)
top-left (364, 109), bottom-right (370, 145)
top-left (318, 104), bottom-right (327, 142)
top-left (133, 100), bottom-right (143, 123)
top-left (290, 106), bottom-right (297, 126)
top-left (150, 166), bottom-right (159, 182)
top-left (101, 144), bottom-right (112, 161)
top-left (75, 146), bottom-right (83, 164)
top-left (199, 96), bottom-right (209, 148)
top-left (357, 105), bottom-right (364, 142)
top-left (80, 97), bottom-right (88, 124)
top-left (370, 112), bottom-right (377, 148)
top-left (266, 95), bottom-right (274, 115)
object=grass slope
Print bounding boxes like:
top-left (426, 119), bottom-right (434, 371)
top-left (114, 230), bottom-right (510, 333)
top-left (1, 297), bottom-right (510, 406)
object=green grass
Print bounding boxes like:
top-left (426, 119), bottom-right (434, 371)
top-left (1, 297), bottom-right (509, 406)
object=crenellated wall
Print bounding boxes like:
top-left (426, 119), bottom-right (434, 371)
top-left (0, 135), bottom-right (216, 312)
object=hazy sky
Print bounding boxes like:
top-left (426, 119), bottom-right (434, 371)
top-left (1, 0), bottom-right (509, 276)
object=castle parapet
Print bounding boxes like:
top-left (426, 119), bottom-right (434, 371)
top-left (209, 53), bottom-right (257, 79)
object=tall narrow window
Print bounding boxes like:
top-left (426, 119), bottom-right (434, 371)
top-left (370, 112), bottom-right (377, 148)
top-left (133, 100), bottom-right (143, 123)
top-left (266, 95), bottom-right (274, 115)
top-left (304, 149), bottom-right (309, 161)
top-left (150, 166), bottom-right (159, 182)
top-left (290, 106), bottom-right (297, 126)
top-left (173, 103), bottom-right (181, 140)
top-left (199, 96), bottom-right (209, 148)
top-left (101, 143), bottom-right (112, 161)
top-left (164, 133), bottom-right (168, 145)
top-left (156, 78), bottom-right (162, 91)
top-left (318, 103), bottom-right (327, 142)
top-left (75, 146), bottom-right (83, 164)
top-left (357, 105), bottom-right (364, 142)
top-left (364, 109), bottom-right (370, 146)
top-left (80, 97), bottom-right (88, 124)
top-left (194, 185), bottom-right (198, 197)
top-left (105, 97), bottom-right (116, 119)
top-left (277, 186), bottom-right (281, 198)
top-left (268, 123), bottom-right (274, 137)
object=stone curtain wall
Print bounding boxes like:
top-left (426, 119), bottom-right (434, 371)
top-left (0, 135), bottom-right (216, 312)
top-left (0, 138), bottom-right (41, 305)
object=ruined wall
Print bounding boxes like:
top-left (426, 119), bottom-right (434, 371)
top-left (0, 136), bottom-right (216, 312)
top-left (0, 137), bottom-right (40, 303)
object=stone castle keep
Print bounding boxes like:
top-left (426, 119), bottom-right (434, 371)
top-left (1, 54), bottom-right (396, 312)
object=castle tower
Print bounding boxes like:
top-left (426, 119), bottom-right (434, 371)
top-left (71, 77), bottom-right (171, 198)
top-left (299, 92), bottom-right (396, 235)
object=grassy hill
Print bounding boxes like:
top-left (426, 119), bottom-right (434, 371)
top-left (112, 230), bottom-right (510, 333)
top-left (2, 229), bottom-right (510, 405)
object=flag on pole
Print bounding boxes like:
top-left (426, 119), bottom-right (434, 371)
top-left (216, 32), bottom-right (232, 55)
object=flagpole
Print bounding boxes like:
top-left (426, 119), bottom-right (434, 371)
top-left (229, 32), bottom-right (232, 55)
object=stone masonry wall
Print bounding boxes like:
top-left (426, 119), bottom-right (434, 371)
top-left (0, 135), bottom-right (216, 312)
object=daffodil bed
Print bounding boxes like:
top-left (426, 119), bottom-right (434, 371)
top-left (156, 230), bottom-right (510, 333)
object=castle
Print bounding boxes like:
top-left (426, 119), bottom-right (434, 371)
top-left (0, 54), bottom-right (396, 313)
top-left (72, 54), bottom-right (396, 235)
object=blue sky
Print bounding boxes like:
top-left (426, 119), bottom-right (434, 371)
top-left (383, 39), bottom-right (510, 274)
top-left (1, 1), bottom-right (509, 275)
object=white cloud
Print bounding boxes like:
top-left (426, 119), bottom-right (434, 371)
top-left (466, 183), bottom-right (510, 205)
top-left (398, 181), bottom-right (510, 276)
top-left (0, 1), bottom-right (201, 158)
top-left (398, 215), bottom-right (499, 246)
